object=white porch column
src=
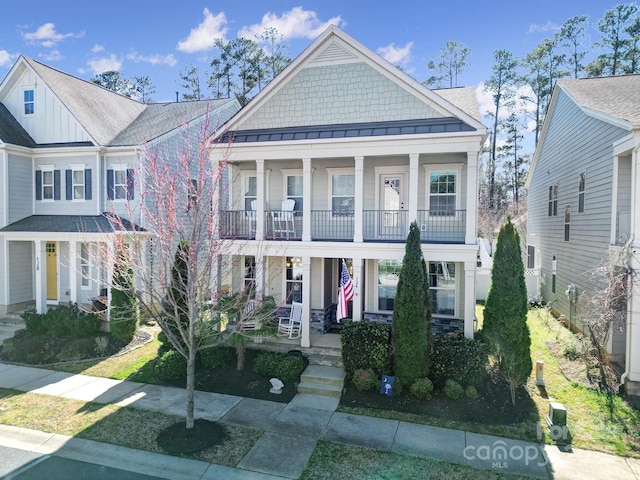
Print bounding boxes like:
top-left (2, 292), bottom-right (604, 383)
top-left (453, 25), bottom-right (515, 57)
top-left (354, 156), bottom-right (364, 242)
top-left (465, 151), bottom-right (479, 244)
top-left (255, 159), bottom-right (265, 241)
top-left (611, 155), bottom-right (620, 244)
top-left (409, 153), bottom-right (419, 227)
top-left (351, 257), bottom-right (364, 321)
top-left (463, 261), bottom-right (476, 338)
top-left (301, 256), bottom-right (311, 348)
top-left (35, 240), bottom-right (47, 313)
top-left (302, 158), bottom-right (312, 242)
top-left (69, 241), bottom-right (77, 304)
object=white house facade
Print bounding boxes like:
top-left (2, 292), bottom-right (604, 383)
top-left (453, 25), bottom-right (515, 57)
top-left (213, 27), bottom-right (488, 348)
top-left (0, 56), bottom-right (240, 316)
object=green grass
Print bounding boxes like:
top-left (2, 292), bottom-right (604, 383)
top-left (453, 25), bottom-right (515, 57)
top-left (300, 440), bottom-right (531, 480)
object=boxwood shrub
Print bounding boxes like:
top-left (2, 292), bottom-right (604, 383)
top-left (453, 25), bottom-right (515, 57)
top-left (430, 335), bottom-right (488, 389)
top-left (22, 304), bottom-right (101, 338)
top-left (341, 321), bottom-right (392, 379)
top-left (253, 352), bottom-right (306, 383)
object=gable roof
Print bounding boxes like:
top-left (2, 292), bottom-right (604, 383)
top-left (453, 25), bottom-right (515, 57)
top-left (526, 74), bottom-right (640, 189)
top-left (218, 26), bottom-right (486, 138)
top-left (0, 57), bottom-right (240, 148)
top-left (433, 87), bottom-right (483, 123)
top-left (23, 56), bottom-right (146, 146)
top-left (557, 75), bottom-right (640, 126)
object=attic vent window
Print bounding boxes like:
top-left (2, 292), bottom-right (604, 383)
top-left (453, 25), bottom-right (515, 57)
top-left (24, 89), bottom-right (35, 115)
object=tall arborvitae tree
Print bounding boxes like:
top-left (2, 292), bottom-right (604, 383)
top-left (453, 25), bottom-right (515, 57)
top-left (110, 249), bottom-right (138, 344)
top-left (392, 221), bottom-right (431, 386)
top-left (482, 217), bottom-right (532, 404)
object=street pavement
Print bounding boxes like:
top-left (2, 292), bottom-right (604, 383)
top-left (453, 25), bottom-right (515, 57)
top-left (1, 362), bottom-right (639, 479)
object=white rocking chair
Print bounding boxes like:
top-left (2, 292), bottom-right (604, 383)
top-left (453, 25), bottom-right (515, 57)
top-left (237, 299), bottom-right (258, 331)
top-left (278, 301), bottom-right (302, 338)
top-left (271, 199), bottom-right (296, 238)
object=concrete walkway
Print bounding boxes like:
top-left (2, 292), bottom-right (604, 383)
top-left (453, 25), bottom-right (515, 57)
top-left (0, 362), bottom-right (639, 479)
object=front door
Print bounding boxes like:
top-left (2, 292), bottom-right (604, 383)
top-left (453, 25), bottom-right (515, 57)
top-left (46, 241), bottom-right (57, 300)
top-left (379, 174), bottom-right (406, 238)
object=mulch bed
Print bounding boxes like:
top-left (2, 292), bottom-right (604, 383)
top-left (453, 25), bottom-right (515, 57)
top-left (341, 379), bottom-right (537, 424)
top-left (167, 347), bottom-right (298, 403)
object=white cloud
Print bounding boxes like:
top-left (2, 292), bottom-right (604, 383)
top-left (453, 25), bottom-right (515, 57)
top-left (176, 8), bottom-right (228, 53)
top-left (86, 54), bottom-right (122, 75)
top-left (377, 42), bottom-right (413, 67)
top-left (22, 23), bottom-right (81, 47)
top-left (527, 21), bottom-right (560, 34)
top-left (126, 50), bottom-right (177, 67)
top-left (39, 50), bottom-right (63, 61)
top-left (238, 7), bottom-right (344, 40)
top-left (92, 44), bottom-right (105, 53)
top-left (0, 50), bottom-right (17, 67)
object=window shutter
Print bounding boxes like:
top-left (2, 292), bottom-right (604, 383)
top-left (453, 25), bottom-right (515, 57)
top-left (65, 170), bottom-right (72, 200)
top-left (85, 169), bottom-right (92, 200)
top-left (35, 171), bottom-right (42, 200)
top-left (54, 170), bottom-right (61, 200)
top-left (126, 168), bottom-right (135, 200)
top-left (107, 169), bottom-right (114, 200)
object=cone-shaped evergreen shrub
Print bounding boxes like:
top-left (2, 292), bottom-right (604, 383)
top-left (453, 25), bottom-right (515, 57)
top-left (392, 221), bottom-right (431, 385)
top-left (482, 217), bottom-right (532, 403)
top-left (110, 252), bottom-right (138, 344)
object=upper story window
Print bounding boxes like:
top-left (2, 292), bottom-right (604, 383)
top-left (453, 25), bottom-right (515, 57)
top-left (244, 175), bottom-right (257, 211)
top-left (527, 245), bottom-right (536, 269)
top-left (286, 174), bottom-right (303, 212)
top-left (107, 167), bottom-right (134, 201)
top-left (548, 185), bottom-right (558, 216)
top-left (578, 172), bottom-right (586, 213)
top-left (425, 165), bottom-right (461, 216)
top-left (564, 205), bottom-right (571, 241)
top-left (35, 168), bottom-right (60, 201)
top-left (66, 168), bottom-right (92, 201)
top-left (24, 89), bottom-right (35, 115)
top-left (331, 173), bottom-right (355, 216)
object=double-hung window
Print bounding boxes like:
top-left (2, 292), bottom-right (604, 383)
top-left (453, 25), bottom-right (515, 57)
top-left (244, 175), bottom-right (257, 211)
top-left (286, 173), bottom-right (303, 212)
top-left (107, 167), bottom-right (134, 200)
top-left (564, 205), bottom-right (571, 241)
top-left (429, 261), bottom-right (456, 316)
top-left (425, 165), bottom-right (461, 216)
top-left (578, 172), bottom-right (585, 213)
top-left (329, 170), bottom-right (355, 216)
top-left (66, 167), bottom-right (92, 201)
top-left (35, 167), bottom-right (60, 201)
top-left (548, 185), bottom-right (558, 216)
top-left (24, 89), bottom-right (34, 115)
top-left (42, 170), bottom-right (54, 200)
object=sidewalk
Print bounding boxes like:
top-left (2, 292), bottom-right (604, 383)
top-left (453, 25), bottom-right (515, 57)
top-left (1, 362), bottom-right (639, 479)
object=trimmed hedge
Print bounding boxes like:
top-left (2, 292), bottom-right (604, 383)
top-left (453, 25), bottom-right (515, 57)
top-left (431, 336), bottom-right (488, 389)
top-left (109, 317), bottom-right (138, 344)
top-left (410, 377), bottom-right (434, 399)
top-left (155, 350), bottom-right (186, 381)
top-left (22, 304), bottom-right (101, 338)
top-left (253, 352), bottom-right (306, 383)
top-left (352, 369), bottom-right (377, 392)
top-left (341, 321), bottom-right (392, 379)
top-left (199, 346), bottom-right (234, 369)
top-left (444, 379), bottom-right (464, 400)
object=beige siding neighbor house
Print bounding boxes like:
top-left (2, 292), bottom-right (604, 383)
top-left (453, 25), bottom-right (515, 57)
top-left (214, 26), bottom-right (487, 348)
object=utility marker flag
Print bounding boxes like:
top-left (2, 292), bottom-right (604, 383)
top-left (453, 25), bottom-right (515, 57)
top-left (336, 260), bottom-right (354, 322)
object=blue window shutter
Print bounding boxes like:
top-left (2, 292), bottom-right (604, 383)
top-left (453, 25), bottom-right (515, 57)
top-left (127, 168), bottom-right (135, 200)
top-left (107, 169), bottom-right (114, 200)
top-left (54, 170), bottom-right (61, 200)
top-left (65, 170), bottom-right (72, 200)
top-left (35, 171), bottom-right (42, 200)
top-left (85, 169), bottom-right (92, 200)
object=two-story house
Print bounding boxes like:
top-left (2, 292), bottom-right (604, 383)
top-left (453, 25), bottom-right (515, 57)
top-left (0, 56), bottom-right (240, 316)
top-left (213, 26), bottom-right (487, 349)
top-left (526, 75), bottom-right (640, 395)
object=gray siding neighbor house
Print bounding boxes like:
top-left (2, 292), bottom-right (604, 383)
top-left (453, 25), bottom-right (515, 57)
top-left (525, 74), bottom-right (640, 395)
top-left (0, 55), bottom-right (240, 315)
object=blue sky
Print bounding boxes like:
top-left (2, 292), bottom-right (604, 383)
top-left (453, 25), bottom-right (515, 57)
top-left (0, 1), bottom-right (623, 114)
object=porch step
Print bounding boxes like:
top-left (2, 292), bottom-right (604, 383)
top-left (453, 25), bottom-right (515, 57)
top-left (306, 353), bottom-right (343, 367)
top-left (297, 364), bottom-right (345, 398)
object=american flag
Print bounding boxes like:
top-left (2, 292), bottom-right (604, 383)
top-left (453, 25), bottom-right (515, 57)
top-left (336, 260), bottom-right (354, 322)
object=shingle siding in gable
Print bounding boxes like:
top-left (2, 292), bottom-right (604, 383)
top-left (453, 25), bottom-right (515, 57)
top-left (528, 89), bottom-right (629, 319)
top-left (240, 62), bottom-right (443, 130)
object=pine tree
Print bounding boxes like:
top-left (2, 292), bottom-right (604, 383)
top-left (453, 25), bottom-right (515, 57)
top-left (482, 217), bottom-right (532, 404)
top-left (392, 221), bottom-right (431, 386)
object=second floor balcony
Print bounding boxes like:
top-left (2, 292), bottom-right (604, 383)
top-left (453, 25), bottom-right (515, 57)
top-left (219, 209), bottom-right (467, 243)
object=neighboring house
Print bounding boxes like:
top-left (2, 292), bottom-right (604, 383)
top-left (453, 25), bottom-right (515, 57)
top-left (525, 75), bottom-right (640, 395)
top-left (0, 56), bottom-right (240, 316)
top-left (213, 26), bottom-right (487, 348)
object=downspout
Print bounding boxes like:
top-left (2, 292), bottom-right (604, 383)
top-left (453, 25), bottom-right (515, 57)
top-left (621, 130), bottom-right (640, 386)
